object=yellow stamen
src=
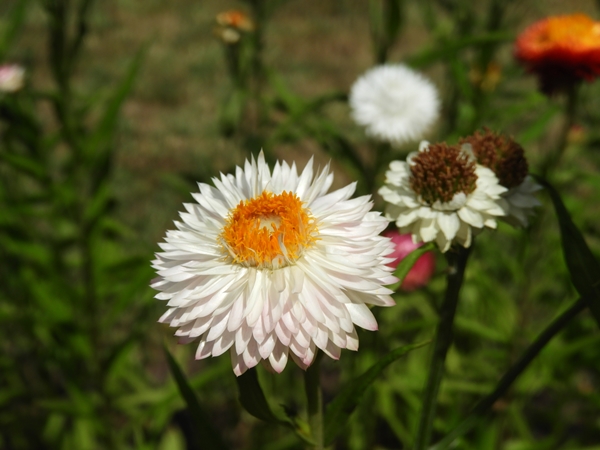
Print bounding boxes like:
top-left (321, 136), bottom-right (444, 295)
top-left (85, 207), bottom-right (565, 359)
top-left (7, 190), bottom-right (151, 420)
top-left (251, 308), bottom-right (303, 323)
top-left (220, 191), bottom-right (317, 269)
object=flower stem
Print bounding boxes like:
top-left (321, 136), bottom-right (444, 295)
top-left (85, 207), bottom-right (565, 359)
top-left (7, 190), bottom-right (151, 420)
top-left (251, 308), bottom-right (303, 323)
top-left (429, 296), bottom-right (587, 450)
top-left (541, 83), bottom-right (579, 178)
top-left (414, 246), bottom-right (471, 450)
top-left (305, 351), bottom-right (325, 450)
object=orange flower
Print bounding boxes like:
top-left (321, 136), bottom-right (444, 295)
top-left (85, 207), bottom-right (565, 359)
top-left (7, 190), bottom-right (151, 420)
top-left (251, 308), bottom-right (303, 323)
top-left (216, 10), bottom-right (255, 32)
top-left (515, 14), bottom-right (600, 93)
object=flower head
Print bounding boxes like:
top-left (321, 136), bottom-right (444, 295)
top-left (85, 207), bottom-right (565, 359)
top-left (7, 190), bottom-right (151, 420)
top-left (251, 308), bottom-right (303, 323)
top-left (152, 152), bottom-right (397, 375)
top-left (216, 10), bottom-right (255, 32)
top-left (0, 64), bottom-right (25, 93)
top-left (515, 14), bottom-right (600, 93)
top-left (214, 10), bottom-right (255, 45)
top-left (383, 230), bottom-right (435, 291)
top-left (379, 141), bottom-right (507, 252)
top-left (349, 64), bottom-right (440, 146)
top-left (460, 129), bottom-right (541, 227)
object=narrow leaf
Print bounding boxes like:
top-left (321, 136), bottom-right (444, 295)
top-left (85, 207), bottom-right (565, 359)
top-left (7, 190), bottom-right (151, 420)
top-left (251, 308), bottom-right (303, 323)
top-left (0, 0), bottom-right (29, 60)
top-left (324, 341), bottom-right (429, 445)
top-left (86, 47), bottom-right (146, 156)
top-left (163, 346), bottom-right (229, 450)
top-left (388, 242), bottom-right (435, 291)
top-left (236, 368), bottom-right (315, 444)
top-left (538, 178), bottom-right (600, 327)
top-left (236, 367), bottom-right (288, 424)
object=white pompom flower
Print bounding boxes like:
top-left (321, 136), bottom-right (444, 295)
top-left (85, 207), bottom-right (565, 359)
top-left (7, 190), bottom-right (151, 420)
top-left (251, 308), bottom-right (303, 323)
top-left (152, 152), bottom-right (397, 376)
top-left (379, 141), bottom-right (507, 252)
top-left (349, 64), bottom-right (440, 146)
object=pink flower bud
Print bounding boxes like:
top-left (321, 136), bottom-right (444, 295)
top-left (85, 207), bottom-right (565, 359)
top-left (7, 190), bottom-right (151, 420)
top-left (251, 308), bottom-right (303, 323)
top-left (384, 230), bottom-right (435, 291)
top-left (0, 64), bottom-right (25, 93)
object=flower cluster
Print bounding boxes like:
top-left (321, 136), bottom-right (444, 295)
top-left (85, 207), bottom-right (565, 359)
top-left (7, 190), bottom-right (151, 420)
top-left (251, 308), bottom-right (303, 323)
top-left (349, 64), bottom-right (440, 146)
top-left (379, 132), bottom-right (540, 252)
top-left (515, 13), bottom-right (600, 94)
top-left (152, 153), bottom-right (397, 375)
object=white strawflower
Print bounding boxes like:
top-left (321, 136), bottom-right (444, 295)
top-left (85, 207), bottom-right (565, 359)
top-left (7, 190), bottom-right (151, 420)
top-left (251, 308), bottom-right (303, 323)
top-left (0, 64), bottom-right (25, 93)
top-left (379, 141), bottom-right (507, 253)
top-left (459, 129), bottom-right (541, 227)
top-left (349, 64), bottom-right (440, 146)
top-left (152, 152), bottom-right (397, 376)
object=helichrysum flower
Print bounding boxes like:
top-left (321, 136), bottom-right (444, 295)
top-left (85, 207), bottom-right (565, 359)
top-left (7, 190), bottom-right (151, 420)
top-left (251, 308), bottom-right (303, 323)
top-left (383, 230), bottom-right (435, 291)
top-left (349, 64), bottom-right (440, 146)
top-left (214, 10), bottom-right (255, 45)
top-left (515, 14), bottom-right (600, 94)
top-left (152, 153), bottom-right (397, 375)
top-left (379, 141), bottom-right (507, 252)
top-left (0, 64), bottom-right (25, 93)
top-left (459, 129), bottom-right (541, 228)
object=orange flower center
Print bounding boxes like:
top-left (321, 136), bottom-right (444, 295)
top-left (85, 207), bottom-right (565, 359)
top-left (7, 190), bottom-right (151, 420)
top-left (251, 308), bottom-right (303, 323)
top-left (534, 14), bottom-right (600, 50)
top-left (220, 191), bottom-right (318, 269)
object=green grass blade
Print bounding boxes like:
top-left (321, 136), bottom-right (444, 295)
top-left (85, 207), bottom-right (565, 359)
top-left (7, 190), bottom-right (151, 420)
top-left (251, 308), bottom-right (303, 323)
top-left (323, 341), bottom-right (429, 445)
top-left (0, 0), bottom-right (29, 60)
top-left (163, 346), bottom-right (229, 450)
top-left (85, 47), bottom-right (146, 157)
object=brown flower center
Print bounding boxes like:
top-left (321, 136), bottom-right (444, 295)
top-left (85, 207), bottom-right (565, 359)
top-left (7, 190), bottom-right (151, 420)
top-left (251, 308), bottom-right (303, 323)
top-left (459, 129), bottom-right (528, 188)
top-left (409, 143), bottom-right (477, 204)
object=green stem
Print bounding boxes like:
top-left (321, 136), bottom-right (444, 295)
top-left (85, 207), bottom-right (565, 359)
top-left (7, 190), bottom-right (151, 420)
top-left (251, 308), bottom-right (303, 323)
top-left (541, 83), bottom-right (579, 178)
top-left (414, 246), bottom-right (471, 450)
top-left (305, 351), bottom-right (325, 450)
top-left (429, 296), bottom-right (587, 450)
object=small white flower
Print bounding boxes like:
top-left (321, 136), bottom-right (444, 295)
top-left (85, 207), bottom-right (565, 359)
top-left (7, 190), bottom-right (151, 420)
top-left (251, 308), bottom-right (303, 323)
top-left (349, 64), bottom-right (440, 146)
top-left (498, 176), bottom-right (542, 227)
top-left (152, 152), bottom-right (397, 376)
top-left (379, 141), bottom-right (507, 252)
top-left (459, 129), bottom-right (541, 228)
top-left (0, 64), bottom-right (25, 93)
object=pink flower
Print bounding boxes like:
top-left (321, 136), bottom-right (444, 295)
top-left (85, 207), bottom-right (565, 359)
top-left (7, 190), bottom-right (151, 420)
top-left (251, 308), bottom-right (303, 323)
top-left (384, 230), bottom-right (435, 291)
top-left (0, 64), bottom-right (25, 93)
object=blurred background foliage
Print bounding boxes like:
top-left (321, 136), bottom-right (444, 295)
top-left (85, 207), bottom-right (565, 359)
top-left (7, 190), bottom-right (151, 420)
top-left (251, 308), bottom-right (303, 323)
top-left (1, 0), bottom-right (600, 449)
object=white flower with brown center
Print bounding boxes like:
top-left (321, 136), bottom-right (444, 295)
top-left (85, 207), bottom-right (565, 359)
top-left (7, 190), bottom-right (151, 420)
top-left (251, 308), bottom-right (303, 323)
top-left (379, 141), bottom-right (507, 252)
top-left (349, 64), bottom-right (440, 146)
top-left (459, 129), bottom-right (541, 227)
top-left (152, 152), bottom-right (397, 375)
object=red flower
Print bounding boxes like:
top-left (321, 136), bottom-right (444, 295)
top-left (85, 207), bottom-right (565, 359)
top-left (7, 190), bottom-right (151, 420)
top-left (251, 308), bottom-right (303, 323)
top-left (515, 14), bottom-right (600, 94)
top-left (384, 230), bottom-right (435, 292)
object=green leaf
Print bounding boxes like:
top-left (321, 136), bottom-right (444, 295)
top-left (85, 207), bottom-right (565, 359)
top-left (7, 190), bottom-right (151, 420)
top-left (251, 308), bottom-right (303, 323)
top-left (0, 150), bottom-right (48, 181)
top-left (0, 0), bottom-right (29, 60)
top-left (388, 242), bottom-right (436, 291)
top-left (406, 32), bottom-right (512, 69)
top-left (323, 341), bottom-right (429, 445)
top-left (85, 47), bottom-right (146, 157)
top-left (537, 177), bottom-right (600, 327)
top-left (518, 104), bottom-right (560, 144)
top-left (236, 367), bottom-right (289, 424)
top-left (236, 368), bottom-right (315, 444)
top-left (163, 346), bottom-right (229, 450)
